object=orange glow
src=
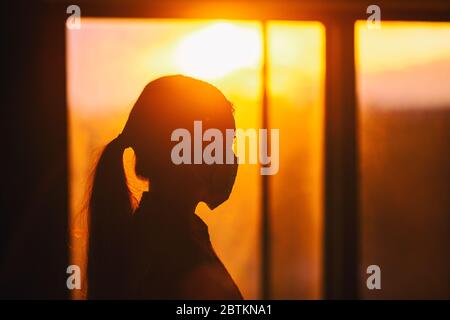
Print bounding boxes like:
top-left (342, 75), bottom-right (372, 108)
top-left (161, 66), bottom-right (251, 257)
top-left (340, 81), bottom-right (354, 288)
top-left (268, 21), bottom-right (325, 299)
top-left (356, 21), bottom-right (450, 74)
top-left (67, 19), bottom-right (264, 300)
top-left (356, 21), bottom-right (450, 299)
top-left (175, 22), bottom-right (262, 79)
top-left (356, 21), bottom-right (450, 110)
top-left (67, 18), bottom-right (325, 300)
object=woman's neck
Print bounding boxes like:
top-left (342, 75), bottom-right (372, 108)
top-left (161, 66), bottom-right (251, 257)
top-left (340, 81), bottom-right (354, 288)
top-left (139, 189), bottom-right (199, 224)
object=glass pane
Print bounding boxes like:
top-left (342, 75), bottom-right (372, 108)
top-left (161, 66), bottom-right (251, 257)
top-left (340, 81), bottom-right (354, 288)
top-left (268, 21), bottom-right (325, 299)
top-left (67, 18), bottom-right (262, 299)
top-left (67, 18), bottom-right (325, 300)
top-left (356, 21), bottom-right (450, 299)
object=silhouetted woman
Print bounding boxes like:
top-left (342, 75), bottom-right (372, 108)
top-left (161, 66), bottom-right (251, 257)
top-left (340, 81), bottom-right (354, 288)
top-left (88, 75), bottom-right (242, 299)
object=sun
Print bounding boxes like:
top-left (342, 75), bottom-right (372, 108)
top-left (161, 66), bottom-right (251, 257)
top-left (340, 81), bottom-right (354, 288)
top-left (174, 22), bottom-right (262, 80)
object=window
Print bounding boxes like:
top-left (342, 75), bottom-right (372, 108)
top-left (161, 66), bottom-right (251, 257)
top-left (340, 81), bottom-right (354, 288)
top-left (67, 18), bottom-right (325, 299)
top-left (356, 21), bottom-right (450, 299)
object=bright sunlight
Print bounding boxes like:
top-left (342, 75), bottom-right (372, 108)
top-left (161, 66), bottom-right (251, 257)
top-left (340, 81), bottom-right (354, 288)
top-left (174, 22), bottom-right (262, 80)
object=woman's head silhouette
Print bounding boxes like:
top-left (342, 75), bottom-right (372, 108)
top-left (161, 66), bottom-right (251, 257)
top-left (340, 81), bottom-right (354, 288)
top-left (123, 75), bottom-right (237, 208)
top-left (88, 75), bottom-right (237, 298)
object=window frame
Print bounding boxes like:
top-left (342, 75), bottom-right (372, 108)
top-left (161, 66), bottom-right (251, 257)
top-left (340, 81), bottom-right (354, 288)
top-left (58, 0), bottom-right (450, 299)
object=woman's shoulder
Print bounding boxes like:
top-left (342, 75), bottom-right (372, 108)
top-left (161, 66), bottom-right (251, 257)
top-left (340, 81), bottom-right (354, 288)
top-left (178, 263), bottom-right (243, 300)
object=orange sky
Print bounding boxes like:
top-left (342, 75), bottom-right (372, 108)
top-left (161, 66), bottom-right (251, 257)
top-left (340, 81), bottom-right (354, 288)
top-left (356, 21), bottom-right (450, 109)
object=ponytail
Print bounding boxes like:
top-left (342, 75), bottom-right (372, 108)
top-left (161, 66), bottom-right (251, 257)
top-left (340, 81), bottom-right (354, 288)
top-left (87, 136), bottom-right (133, 299)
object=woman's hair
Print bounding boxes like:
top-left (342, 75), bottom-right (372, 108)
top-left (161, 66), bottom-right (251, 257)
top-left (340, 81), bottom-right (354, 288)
top-left (87, 75), bottom-right (235, 298)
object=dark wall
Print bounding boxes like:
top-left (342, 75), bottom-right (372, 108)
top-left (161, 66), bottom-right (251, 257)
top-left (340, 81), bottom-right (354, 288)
top-left (0, 1), bottom-right (68, 299)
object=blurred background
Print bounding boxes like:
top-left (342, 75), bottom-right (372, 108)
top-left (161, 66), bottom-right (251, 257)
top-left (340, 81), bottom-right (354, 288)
top-left (356, 21), bottom-right (450, 299)
top-left (66, 19), bottom-right (325, 299)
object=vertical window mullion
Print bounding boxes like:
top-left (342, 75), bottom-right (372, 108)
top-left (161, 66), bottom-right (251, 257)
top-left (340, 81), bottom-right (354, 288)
top-left (260, 19), bottom-right (271, 300)
top-left (323, 19), bottom-right (359, 299)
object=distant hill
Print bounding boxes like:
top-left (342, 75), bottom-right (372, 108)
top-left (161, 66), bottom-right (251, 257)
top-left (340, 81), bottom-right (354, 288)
top-left (359, 59), bottom-right (450, 110)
